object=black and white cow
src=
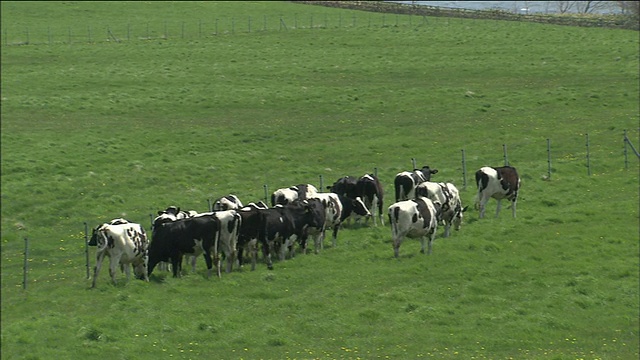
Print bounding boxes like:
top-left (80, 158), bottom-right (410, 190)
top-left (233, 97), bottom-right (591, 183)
top-left (415, 182), bottom-right (468, 237)
top-left (475, 166), bottom-right (521, 219)
top-left (258, 200), bottom-right (325, 267)
top-left (89, 221), bottom-right (149, 288)
top-left (356, 174), bottom-right (385, 226)
top-left (271, 184), bottom-right (319, 206)
top-left (394, 165), bottom-right (439, 202)
top-left (212, 195), bottom-right (244, 211)
top-left (151, 206), bottom-right (198, 273)
top-left (236, 202), bottom-right (270, 271)
top-left (194, 210), bottom-right (242, 274)
top-left (388, 197), bottom-right (442, 258)
top-left (326, 176), bottom-right (359, 199)
top-left (148, 215), bottom-right (221, 278)
top-left (309, 192), bottom-right (371, 251)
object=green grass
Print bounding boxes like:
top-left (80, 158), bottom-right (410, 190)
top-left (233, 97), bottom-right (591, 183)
top-left (2, 1), bottom-right (639, 359)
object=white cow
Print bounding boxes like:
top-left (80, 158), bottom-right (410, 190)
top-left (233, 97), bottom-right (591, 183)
top-left (212, 195), bottom-right (244, 211)
top-left (388, 197), bottom-right (441, 258)
top-left (193, 210), bottom-right (242, 274)
top-left (90, 222), bottom-right (149, 288)
top-left (271, 184), bottom-right (319, 206)
top-left (415, 182), bottom-right (467, 237)
top-left (475, 166), bottom-right (521, 218)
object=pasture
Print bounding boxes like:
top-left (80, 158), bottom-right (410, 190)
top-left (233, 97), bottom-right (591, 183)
top-left (1, 1), bottom-right (638, 359)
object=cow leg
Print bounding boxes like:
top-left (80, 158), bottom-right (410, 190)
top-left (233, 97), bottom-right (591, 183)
top-left (331, 225), bottom-right (339, 247)
top-left (123, 263), bottom-right (131, 281)
top-left (511, 198), bottom-right (517, 218)
top-left (377, 196), bottom-right (385, 226)
top-left (141, 253), bottom-right (149, 282)
top-left (91, 251), bottom-right (106, 288)
top-left (479, 196), bottom-right (489, 219)
top-left (393, 236), bottom-right (402, 258)
top-left (109, 255), bottom-right (120, 285)
top-left (443, 222), bottom-right (451, 238)
top-left (262, 240), bottom-right (273, 270)
top-left (495, 199), bottom-right (502, 218)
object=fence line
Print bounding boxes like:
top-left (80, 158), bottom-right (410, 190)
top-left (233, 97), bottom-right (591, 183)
top-left (3, 9), bottom-right (612, 47)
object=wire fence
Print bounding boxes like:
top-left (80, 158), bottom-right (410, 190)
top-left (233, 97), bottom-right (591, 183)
top-left (1, 12), bottom-right (432, 46)
top-left (0, 10), bottom-right (568, 47)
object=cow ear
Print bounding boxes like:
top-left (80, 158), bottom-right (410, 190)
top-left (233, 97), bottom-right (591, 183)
top-left (157, 211), bottom-right (163, 215)
top-left (431, 169), bottom-right (439, 174)
top-left (462, 206), bottom-right (469, 212)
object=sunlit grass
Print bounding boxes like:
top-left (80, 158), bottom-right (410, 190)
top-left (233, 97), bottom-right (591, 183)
top-left (2, 1), bottom-right (639, 359)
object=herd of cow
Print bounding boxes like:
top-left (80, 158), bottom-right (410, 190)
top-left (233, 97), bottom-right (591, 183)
top-left (87, 165), bottom-right (521, 288)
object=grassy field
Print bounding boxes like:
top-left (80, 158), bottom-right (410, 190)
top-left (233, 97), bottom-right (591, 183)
top-left (1, 1), bottom-right (638, 359)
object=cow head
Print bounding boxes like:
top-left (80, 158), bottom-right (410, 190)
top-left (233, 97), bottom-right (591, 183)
top-left (416, 166), bottom-right (438, 181)
top-left (352, 197), bottom-right (372, 219)
top-left (453, 205), bottom-right (469, 231)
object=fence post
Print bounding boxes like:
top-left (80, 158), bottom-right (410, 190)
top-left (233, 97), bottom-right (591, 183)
top-left (319, 174), bottom-right (324, 190)
top-left (411, 157), bottom-right (417, 169)
top-left (48, 26), bottom-right (51, 45)
top-left (149, 214), bottom-right (153, 229)
top-left (461, 149), bottom-right (467, 190)
top-left (624, 129), bottom-right (629, 170)
top-left (23, 237), bottom-right (29, 290)
top-left (263, 184), bottom-right (269, 204)
top-left (586, 133), bottom-right (591, 176)
top-left (199, 19), bottom-right (202, 38)
top-left (503, 144), bottom-right (509, 166)
top-left (374, 167), bottom-right (378, 178)
top-left (88, 25), bottom-right (92, 43)
top-left (84, 222), bottom-right (90, 279)
top-left (547, 138), bottom-right (552, 180)
top-left (128, 23), bottom-right (131, 41)
top-left (248, 16), bottom-right (251, 33)
top-left (208, 198), bottom-right (213, 212)
top-left (68, 27), bottom-right (72, 44)
top-left (25, 27), bottom-right (29, 44)
top-left (215, 19), bottom-right (219, 35)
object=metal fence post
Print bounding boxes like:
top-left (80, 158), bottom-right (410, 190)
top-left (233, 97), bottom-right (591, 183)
top-left (503, 144), bottom-right (509, 166)
top-left (624, 129), bottom-right (629, 170)
top-left (263, 184), bottom-right (269, 204)
top-left (411, 158), bottom-right (417, 169)
top-left (319, 174), bottom-right (324, 191)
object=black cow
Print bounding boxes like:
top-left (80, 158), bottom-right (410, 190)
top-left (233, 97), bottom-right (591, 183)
top-left (148, 215), bottom-right (221, 278)
top-left (236, 202), bottom-right (270, 271)
top-left (326, 176), bottom-right (358, 199)
top-left (258, 200), bottom-right (325, 268)
top-left (356, 174), bottom-right (385, 226)
top-left (394, 165), bottom-right (439, 202)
